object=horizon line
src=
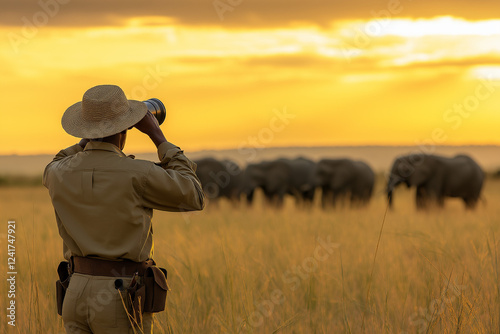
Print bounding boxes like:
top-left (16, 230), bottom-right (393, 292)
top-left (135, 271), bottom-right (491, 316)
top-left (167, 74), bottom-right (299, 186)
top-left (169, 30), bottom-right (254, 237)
top-left (2, 143), bottom-right (500, 157)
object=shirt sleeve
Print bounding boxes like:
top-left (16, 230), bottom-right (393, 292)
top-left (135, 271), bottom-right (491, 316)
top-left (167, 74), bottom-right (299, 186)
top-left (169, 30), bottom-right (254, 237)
top-left (141, 141), bottom-right (205, 212)
top-left (52, 144), bottom-right (84, 161)
top-left (42, 144), bottom-right (84, 188)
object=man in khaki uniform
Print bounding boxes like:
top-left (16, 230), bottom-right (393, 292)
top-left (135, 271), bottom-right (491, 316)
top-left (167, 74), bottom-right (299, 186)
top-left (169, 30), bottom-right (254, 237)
top-left (43, 85), bottom-right (205, 333)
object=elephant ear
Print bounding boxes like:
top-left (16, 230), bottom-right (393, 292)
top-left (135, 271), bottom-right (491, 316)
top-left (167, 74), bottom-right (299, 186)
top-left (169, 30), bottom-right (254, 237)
top-left (317, 162), bottom-right (332, 176)
top-left (409, 161), bottom-right (432, 186)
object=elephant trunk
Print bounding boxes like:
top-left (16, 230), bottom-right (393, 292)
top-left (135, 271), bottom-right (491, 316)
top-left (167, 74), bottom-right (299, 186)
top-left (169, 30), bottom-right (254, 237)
top-left (386, 176), bottom-right (400, 208)
top-left (388, 190), bottom-right (394, 207)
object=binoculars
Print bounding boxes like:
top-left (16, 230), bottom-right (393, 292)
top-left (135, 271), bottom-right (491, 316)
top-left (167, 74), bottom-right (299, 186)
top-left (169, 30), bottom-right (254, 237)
top-left (143, 98), bottom-right (166, 125)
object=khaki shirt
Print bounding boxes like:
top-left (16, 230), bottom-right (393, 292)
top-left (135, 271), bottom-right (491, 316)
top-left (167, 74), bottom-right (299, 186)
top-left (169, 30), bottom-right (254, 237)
top-left (43, 141), bottom-right (205, 262)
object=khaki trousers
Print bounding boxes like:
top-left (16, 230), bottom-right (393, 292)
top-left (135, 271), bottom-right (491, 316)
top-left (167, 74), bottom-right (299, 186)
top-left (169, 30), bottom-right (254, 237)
top-left (62, 273), bottom-right (153, 334)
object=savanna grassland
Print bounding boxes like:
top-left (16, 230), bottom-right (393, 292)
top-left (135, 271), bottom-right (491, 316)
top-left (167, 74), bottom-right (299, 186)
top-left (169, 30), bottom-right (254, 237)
top-left (1, 178), bottom-right (500, 334)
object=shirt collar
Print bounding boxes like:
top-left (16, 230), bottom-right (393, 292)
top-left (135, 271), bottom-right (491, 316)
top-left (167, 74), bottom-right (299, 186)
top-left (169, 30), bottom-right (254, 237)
top-left (84, 141), bottom-right (127, 157)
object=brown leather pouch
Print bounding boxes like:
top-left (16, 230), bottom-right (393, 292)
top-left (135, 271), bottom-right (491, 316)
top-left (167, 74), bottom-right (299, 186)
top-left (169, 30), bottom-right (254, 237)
top-left (56, 261), bottom-right (71, 316)
top-left (144, 267), bottom-right (168, 313)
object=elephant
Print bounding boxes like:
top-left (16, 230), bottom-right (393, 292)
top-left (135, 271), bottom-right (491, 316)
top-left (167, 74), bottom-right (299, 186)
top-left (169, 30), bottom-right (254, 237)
top-left (314, 159), bottom-right (375, 208)
top-left (241, 157), bottom-right (316, 207)
top-left (386, 154), bottom-right (484, 209)
top-left (287, 157), bottom-right (316, 205)
top-left (194, 158), bottom-right (243, 203)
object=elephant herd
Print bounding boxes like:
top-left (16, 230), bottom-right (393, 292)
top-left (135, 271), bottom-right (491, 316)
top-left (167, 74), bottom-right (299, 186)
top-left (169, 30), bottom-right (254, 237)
top-left (195, 153), bottom-right (485, 210)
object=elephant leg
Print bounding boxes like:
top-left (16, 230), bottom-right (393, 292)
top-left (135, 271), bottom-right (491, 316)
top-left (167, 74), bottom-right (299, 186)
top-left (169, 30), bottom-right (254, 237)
top-left (278, 196), bottom-right (285, 208)
top-left (350, 194), bottom-right (359, 208)
top-left (321, 187), bottom-right (330, 209)
top-left (268, 195), bottom-right (276, 207)
top-left (263, 189), bottom-right (274, 207)
top-left (296, 195), bottom-right (306, 209)
top-left (348, 191), bottom-right (356, 207)
top-left (463, 197), bottom-right (478, 210)
top-left (303, 189), bottom-right (315, 207)
top-left (331, 192), bottom-right (339, 208)
top-left (290, 190), bottom-right (303, 208)
top-left (246, 189), bottom-right (255, 206)
top-left (416, 186), bottom-right (427, 210)
top-left (301, 197), bottom-right (313, 210)
top-left (300, 190), bottom-right (313, 203)
top-left (337, 189), bottom-right (350, 208)
top-left (264, 189), bottom-right (282, 208)
top-left (275, 192), bottom-right (285, 208)
top-left (350, 190), bottom-right (367, 208)
top-left (356, 194), bottom-right (368, 207)
top-left (436, 196), bottom-right (445, 208)
top-left (425, 188), bottom-right (444, 208)
top-left (361, 191), bottom-right (372, 206)
top-left (296, 188), bottom-right (312, 208)
top-left (294, 192), bottom-right (303, 208)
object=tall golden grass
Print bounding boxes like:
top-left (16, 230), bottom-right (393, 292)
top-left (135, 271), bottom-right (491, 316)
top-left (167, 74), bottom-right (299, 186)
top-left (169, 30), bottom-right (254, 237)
top-left (1, 178), bottom-right (499, 333)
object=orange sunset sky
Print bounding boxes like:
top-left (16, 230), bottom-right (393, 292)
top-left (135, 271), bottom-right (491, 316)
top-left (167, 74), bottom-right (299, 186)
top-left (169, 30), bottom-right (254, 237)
top-left (1, 0), bottom-right (500, 155)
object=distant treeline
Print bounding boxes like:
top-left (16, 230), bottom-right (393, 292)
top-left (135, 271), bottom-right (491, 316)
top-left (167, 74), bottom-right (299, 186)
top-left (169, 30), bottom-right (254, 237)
top-left (0, 175), bottom-right (43, 187)
top-left (1, 170), bottom-right (500, 188)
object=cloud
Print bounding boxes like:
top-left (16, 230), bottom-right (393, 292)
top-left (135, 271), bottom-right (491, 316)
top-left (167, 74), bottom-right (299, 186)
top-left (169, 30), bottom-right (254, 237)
top-left (220, 53), bottom-right (500, 77)
top-left (391, 54), bottom-right (500, 70)
top-left (2, 17), bottom-right (499, 80)
top-left (1, 0), bottom-right (499, 28)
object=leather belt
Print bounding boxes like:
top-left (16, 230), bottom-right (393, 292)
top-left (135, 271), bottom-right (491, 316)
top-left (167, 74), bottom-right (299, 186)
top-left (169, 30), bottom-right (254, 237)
top-left (70, 256), bottom-right (155, 277)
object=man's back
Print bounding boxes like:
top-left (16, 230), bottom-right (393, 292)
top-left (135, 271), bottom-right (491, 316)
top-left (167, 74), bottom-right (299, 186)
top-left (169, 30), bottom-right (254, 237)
top-left (44, 140), bottom-right (204, 262)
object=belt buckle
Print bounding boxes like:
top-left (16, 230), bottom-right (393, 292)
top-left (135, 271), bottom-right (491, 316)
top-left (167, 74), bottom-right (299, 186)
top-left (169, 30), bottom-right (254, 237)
top-left (130, 271), bottom-right (139, 285)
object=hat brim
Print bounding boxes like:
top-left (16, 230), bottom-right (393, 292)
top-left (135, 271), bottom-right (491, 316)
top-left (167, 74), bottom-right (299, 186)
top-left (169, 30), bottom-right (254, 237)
top-left (61, 100), bottom-right (148, 139)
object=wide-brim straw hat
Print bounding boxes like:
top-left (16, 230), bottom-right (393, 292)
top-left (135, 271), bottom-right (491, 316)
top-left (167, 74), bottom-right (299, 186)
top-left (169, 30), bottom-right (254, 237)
top-left (62, 85), bottom-right (148, 139)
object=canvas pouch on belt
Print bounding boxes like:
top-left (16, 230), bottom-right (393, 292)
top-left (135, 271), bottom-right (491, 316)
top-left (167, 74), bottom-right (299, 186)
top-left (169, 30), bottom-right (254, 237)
top-left (55, 259), bottom-right (169, 317)
top-left (125, 266), bottom-right (169, 319)
top-left (144, 266), bottom-right (168, 312)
